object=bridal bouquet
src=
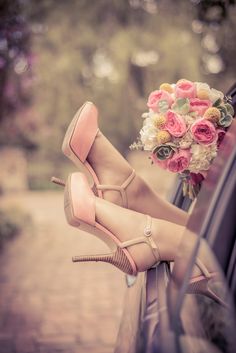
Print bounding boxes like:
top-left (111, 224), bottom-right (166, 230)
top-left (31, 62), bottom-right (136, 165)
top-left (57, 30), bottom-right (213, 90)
top-left (131, 79), bottom-right (234, 199)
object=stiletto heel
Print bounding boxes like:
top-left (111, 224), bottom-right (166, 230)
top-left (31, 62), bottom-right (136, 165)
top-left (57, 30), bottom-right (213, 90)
top-left (64, 173), bottom-right (227, 307)
top-left (64, 172), bottom-right (161, 275)
top-left (187, 258), bottom-right (228, 308)
top-left (62, 102), bottom-right (136, 208)
top-left (51, 176), bottom-right (65, 187)
top-left (72, 248), bottom-right (137, 274)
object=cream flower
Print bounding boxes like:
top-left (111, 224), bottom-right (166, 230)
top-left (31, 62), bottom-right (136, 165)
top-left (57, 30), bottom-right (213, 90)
top-left (143, 116), bottom-right (157, 129)
top-left (189, 143), bottom-right (218, 173)
top-left (209, 88), bottom-right (224, 103)
top-left (140, 123), bottom-right (158, 151)
top-left (142, 112), bottom-right (150, 119)
top-left (195, 82), bottom-right (224, 103)
top-left (176, 131), bottom-right (194, 149)
top-left (195, 82), bottom-right (211, 96)
top-left (182, 114), bottom-right (196, 127)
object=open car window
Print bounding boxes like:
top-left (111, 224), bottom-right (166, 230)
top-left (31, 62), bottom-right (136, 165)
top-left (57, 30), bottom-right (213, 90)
top-left (115, 87), bottom-right (236, 353)
top-left (168, 119), bottom-right (236, 353)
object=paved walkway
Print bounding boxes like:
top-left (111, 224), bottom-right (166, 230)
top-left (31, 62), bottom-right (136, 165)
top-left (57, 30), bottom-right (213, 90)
top-left (0, 191), bottom-right (126, 353)
top-left (0, 153), bottom-right (175, 353)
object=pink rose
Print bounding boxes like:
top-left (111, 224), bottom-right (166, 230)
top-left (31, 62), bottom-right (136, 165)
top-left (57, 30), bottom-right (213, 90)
top-left (217, 129), bottom-right (226, 148)
top-left (190, 98), bottom-right (212, 116)
top-left (147, 90), bottom-right (174, 112)
top-left (191, 118), bottom-right (217, 145)
top-left (167, 149), bottom-right (191, 173)
top-left (175, 79), bottom-right (196, 99)
top-left (164, 110), bottom-right (187, 137)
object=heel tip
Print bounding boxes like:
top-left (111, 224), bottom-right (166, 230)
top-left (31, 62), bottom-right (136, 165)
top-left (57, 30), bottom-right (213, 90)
top-left (51, 176), bottom-right (65, 187)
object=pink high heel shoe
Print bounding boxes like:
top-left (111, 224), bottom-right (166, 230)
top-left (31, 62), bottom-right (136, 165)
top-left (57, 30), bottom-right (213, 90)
top-left (187, 258), bottom-right (227, 307)
top-left (62, 102), bottom-right (136, 208)
top-left (64, 172), bottom-right (227, 307)
top-left (64, 172), bottom-right (160, 276)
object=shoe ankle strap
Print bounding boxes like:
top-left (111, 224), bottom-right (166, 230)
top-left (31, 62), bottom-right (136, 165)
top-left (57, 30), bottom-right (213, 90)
top-left (119, 215), bottom-right (161, 262)
top-left (96, 169), bottom-right (136, 208)
top-left (195, 257), bottom-right (212, 278)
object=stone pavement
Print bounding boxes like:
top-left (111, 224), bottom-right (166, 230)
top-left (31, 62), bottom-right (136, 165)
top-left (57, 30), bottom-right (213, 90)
top-left (0, 153), bottom-right (175, 353)
top-left (0, 191), bottom-right (126, 353)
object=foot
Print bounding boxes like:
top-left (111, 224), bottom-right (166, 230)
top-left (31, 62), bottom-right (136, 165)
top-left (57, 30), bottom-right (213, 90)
top-left (95, 196), bottom-right (216, 279)
top-left (87, 131), bottom-right (146, 208)
top-left (63, 103), bottom-right (188, 225)
top-left (95, 196), bottom-right (184, 272)
top-left (65, 172), bottom-right (215, 278)
top-left (87, 130), bottom-right (188, 226)
top-left (173, 233), bottom-right (218, 280)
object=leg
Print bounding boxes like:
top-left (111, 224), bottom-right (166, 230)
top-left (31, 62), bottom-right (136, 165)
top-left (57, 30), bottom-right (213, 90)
top-left (66, 173), bottom-right (225, 306)
top-left (88, 132), bottom-right (188, 226)
top-left (95, 197), bottom-right (211, 275)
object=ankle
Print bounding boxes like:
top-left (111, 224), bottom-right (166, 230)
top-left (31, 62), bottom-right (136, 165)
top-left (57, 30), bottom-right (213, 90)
top-left (104, 172), bottom-right (147, 209)
top-left (128, 175), bottom-right (152, 211)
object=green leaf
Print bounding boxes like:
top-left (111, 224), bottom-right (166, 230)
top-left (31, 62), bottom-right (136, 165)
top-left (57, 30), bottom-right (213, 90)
top-left (158, 100), bottom-right (169, 113)
top-left (189, 111), bottom-right (197, 117)
top-left (218, 114), bottom-right (233, 128)
top-left (225, 103), bottom-right (234, 116)
top-left (219, 106), bottom-right (227, 116)
top-left (177, 98), bottom-right (189, 107)
top-left (172, 98), bottom-right (190, 115)
top-left (166, 142), bottom-right (178, 150)
top-left (153, 144), bottom-right (175, 160)
top-left (181, 104), bottom-right (191, 114)
top-left (213, 98), bottom-right (222, 107)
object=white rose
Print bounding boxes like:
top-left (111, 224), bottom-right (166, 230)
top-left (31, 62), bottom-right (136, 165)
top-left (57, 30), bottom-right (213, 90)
top-left (209, 88), bottom-right (224, 103)
top-left (178, 131), bottom-right (194, 149)
top-left (196, 82), bottom-right (211, 94)
top-left (189, 143), bottom-right (218, 173)
top-left (142, 112), bottom-right (149, 119)
top-left (183, 114), bottom-right (196, 127)
top-left (140, 124), bottom-right (158, 151)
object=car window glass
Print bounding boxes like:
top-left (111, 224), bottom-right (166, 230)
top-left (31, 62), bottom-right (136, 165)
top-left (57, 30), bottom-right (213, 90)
top-left (168, 120), bottom-right (236, 353)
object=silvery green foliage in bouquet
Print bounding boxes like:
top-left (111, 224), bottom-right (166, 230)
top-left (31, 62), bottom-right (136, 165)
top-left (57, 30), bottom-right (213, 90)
top-left (131, 79), bottom-right (235, 199)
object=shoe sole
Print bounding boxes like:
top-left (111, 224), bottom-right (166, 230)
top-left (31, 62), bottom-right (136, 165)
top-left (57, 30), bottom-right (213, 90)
top-left (62, 102), bottom-right (103, 197)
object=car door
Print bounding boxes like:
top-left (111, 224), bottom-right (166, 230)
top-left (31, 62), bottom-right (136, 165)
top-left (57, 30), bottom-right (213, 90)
top-left (115, 88), bottom-right (236, 353)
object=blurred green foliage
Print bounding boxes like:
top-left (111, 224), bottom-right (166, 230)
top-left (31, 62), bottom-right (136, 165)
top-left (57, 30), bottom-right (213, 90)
top-left (0, 206), bottom-right (32, 249)
top-left (26, 1), bottom-right (201, 188)
top-left (1, 0), bottom-right (236, 189)
top-left (29, 0), bottom-right (203, 155)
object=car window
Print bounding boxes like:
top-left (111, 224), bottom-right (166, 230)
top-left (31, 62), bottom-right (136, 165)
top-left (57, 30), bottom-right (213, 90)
top-left (168, 120), bottom-right (236, 353)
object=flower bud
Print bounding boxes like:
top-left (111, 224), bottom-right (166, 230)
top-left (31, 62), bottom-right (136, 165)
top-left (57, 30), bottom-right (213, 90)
top-left (153, 114), bottom-right (167, 129)
top-left (156, 130), bottom-right (172, 144)
top-left (160, 83), bottom-right (173, 93)
top-left (197, 89), bottom-right (210, 100)
top-left (203, 107), bottom-right (221, 123)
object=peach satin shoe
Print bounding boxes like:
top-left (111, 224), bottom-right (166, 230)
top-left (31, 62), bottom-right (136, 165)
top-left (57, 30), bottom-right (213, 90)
top-left (63, 172), bottom-right (227, 307)
top-left (64, 172), bottom-right (160, 276)
top-left (187, 258), bottom-right (227, 307)
top-left (62, 102), bottom-right (136, 208)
